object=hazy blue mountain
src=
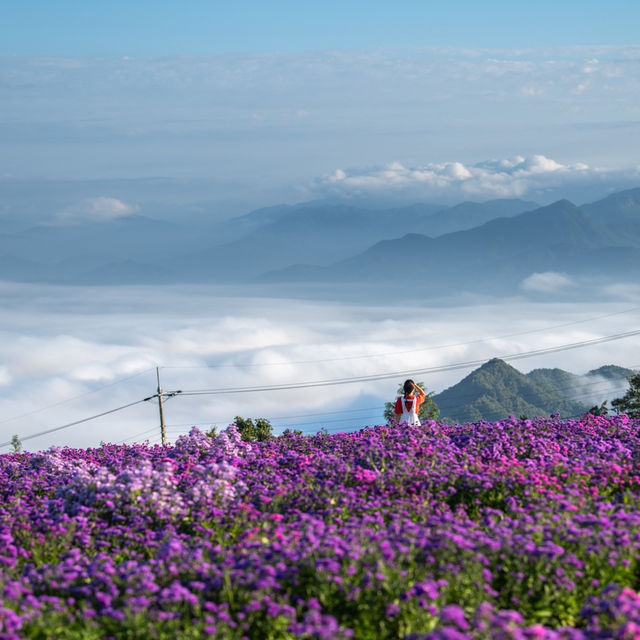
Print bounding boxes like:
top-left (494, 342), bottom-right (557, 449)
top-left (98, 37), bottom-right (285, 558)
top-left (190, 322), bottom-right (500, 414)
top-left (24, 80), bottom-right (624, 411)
top-left (433, 358), bottom-right (635, 424)
top-left (224, 203), bottom-right (303, 237)
top-left (148, 198), bottom-right (537, 282)
top-left (168, 203), bottom-right (448, 282)
top-left (0, 199), bottom-right (469, 283)
top-left (80, 260), bottom-right (175, 285)
top-left (263, 200), bottom-right (583, 282)
top-left (526, 367), bottom-right (583, 391)
top-left (0, 215), bottom-right (215, 283)
top-left (580, 188), bottom-right (640, 228)
top-left (226, 198), bottom-right (535, 239)
top-left (0, 254), bottom-right (45, 281)
top-left (580, 187), bottom-right (640, 242)
top-left (0, 188), bottom-right (638, 290)
top-left (4, 216), bottom-right (187, 263)
top-left (263, 194), bottom-right (640, 293)
top-left (414, 198), bottom-right (538, 237)
top-left (0, 176), bottom-right (252, 230)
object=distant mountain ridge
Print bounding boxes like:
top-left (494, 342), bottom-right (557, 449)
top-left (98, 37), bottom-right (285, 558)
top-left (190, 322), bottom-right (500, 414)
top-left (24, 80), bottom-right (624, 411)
top-left (433, 358), bottom-right (637, 424)
top-left (0, 195), bottom-right (536, 286)
top-left (263, 187), bottom-right (640, 295)
top-left (1, 186), bottom-right (640, 296)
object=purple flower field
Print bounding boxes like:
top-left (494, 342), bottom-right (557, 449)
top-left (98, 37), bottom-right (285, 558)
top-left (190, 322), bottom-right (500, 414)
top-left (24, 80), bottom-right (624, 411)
top-left (2, 415), bottom-right (640, 639)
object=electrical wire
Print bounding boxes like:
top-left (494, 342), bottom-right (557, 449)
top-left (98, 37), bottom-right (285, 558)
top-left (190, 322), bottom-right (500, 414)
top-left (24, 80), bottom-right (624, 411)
top-left (0, 398), bottom-right (149, 448)
top-left (3, 331), bottom-right (637, 450)
top-left (159, 306), bottom-right (640, 371)
top-left (277, 414), bottom-right (383, 430)
top-left (433, 365), bottom-right (639, 409)
top-left (159, 364), bottom-right (639, 439)
top-left (116, 426), bottom-right (161, 444)
top-left (3, 310), bottom-right (637, 441)
top-left (160, 368), bottom-right (638, 433)
top-left (175, 329), bottom-right (640, 397)
top-left (171, 361), bottom-right (639, 438)
top-left (0, 367), bottom-right (155, 427)
top-left (161, 405), bottom-right (385, 429)
top-left (166, 373), bottom-right (637, 439)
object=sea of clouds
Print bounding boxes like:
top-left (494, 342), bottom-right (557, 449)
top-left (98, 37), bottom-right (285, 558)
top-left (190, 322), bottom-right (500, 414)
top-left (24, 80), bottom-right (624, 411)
top-left (0, 281), bottom-right (638, 452)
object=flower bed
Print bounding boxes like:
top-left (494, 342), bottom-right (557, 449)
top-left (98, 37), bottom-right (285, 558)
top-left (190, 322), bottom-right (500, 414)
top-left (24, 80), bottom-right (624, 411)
top-left (2, 415), bottom-right (640, 639)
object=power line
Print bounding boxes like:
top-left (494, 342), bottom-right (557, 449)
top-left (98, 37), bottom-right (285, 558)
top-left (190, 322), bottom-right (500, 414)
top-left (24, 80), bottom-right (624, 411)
top-left (159, 366), bottom-right (639, 440)
top-left (278, 413), bottom-right (383, 430)
top-left (130, 370), bottom-right (637, 443)
top-left (159, 368), bottom-right (638, 433)
top-left (116, 426), bottom-right (161, 444)
top-left (159, 306), bottom-right (640, 371)
top-left (175, 329), bottom-right (640, 397)
top-left (162, 405), bottom-right (385, 429)
top-left (0, 367), bottom-right (155, 428)
top-left (3, 308), bottom-right (636, 437)
top-left (430, 364), bottom-right (639, 410)
top-left (0, 398), bottom-right (149, 449)
top-left (3, 331), bottom-right (637, 450)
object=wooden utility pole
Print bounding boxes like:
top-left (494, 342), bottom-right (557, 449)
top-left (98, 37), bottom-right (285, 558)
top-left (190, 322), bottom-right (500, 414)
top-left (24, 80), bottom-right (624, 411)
top-left (143, 368), bottom-right (181, 446)
top-left (157, 367), bottom-right (167, 446)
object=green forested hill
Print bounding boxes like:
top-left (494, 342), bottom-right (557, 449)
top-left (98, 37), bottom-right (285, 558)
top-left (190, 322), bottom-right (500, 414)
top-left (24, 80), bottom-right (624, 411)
top-left (588, 364), bottom-right (637, 380)
top-left (433, 358), bottom-right (636, 424)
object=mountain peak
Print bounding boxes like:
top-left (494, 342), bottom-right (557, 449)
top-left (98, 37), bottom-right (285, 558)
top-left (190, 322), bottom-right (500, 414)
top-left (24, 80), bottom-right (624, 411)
top-left (434, 358), bottom-right (589, 424)
top-left (480, 357), bottom-right (513, 369)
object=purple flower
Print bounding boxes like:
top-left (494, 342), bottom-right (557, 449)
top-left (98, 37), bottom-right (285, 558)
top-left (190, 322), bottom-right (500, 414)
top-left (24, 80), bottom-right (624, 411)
top-left (440, 604), bottom-right (470, 631)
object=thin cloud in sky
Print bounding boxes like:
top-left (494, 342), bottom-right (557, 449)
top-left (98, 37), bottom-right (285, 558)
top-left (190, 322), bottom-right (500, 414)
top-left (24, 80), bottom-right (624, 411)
top-left (1, 47), bottom-right (639, 189)
top-left (520, 272), bottom-right (576, 294)
top-left (55, 197), bottom-right (139, 224)
top-left (313, 155), bottom-right (640, 202)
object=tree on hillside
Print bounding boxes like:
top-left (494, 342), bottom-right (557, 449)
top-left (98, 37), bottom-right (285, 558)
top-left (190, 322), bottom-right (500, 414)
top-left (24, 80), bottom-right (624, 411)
top-left (205, 426), bottom-right (218, 439)
top-left (384, 381), bottom-right (440, 424)
top-left (281, 428), bottom-right (304, 437)
top-left (11, 434), bottom-right (22, 454)
top-left (612, 373), bottom-right (640, 418)
top-left (233, 416), bottom-right (274, 442)
top-left (587, 401), bottom-right (609, 417)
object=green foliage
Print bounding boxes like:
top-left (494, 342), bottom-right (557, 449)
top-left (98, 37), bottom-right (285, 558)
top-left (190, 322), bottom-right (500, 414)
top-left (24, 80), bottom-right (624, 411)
top-left (234, 416), bottom-right (274, 442)
top-left (612, 373), bottom-right (640, 418)
top-left (587, 400), bottom-right (609, 417)
top-left (204, 426), bottom-right (218, 439)
top-left (281, 428), bottom-right (304, 437)
top-left (11, 434), bottom-right (22, 453)
top-left (384, 381), bottom-right (440, 423)
top-left (588, 364), bottom-right (637, 380)
top-left (435, 359), bottom-right (602, 423)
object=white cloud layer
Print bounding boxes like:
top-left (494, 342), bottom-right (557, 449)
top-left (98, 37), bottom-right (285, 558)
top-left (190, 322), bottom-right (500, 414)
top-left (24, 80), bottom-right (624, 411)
top-left (2, 47), bottom-right (640, 190)
top-left (0, 283), bottom-right (638, 452)
top-left (56, 197), bottom-right (139, 224)
top-left (315, 155), bottom-right (640, 202)
top-left (520, 272), bottom-right (575, 294)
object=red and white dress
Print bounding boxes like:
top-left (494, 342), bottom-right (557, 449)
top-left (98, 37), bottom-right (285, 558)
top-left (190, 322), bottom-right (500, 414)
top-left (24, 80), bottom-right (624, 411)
top-left (394, 395), bottom-right (425, 426)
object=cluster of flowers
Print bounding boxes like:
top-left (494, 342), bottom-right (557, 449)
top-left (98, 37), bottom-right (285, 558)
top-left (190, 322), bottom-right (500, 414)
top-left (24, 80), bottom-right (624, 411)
top-left (1, 414), bottom-right (640, 639)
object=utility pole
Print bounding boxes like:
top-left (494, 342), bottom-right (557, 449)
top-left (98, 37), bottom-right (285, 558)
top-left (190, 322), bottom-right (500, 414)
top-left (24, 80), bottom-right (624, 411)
top-left (144, 368), bottom-right (182, 447)
top-left (157, 367), bottom-right (167, 446)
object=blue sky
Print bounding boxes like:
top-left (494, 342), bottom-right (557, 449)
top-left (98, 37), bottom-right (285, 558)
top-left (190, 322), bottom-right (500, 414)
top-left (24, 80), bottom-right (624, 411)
top-left (3, 1), bottom-right (640, 57)
top-left (1, 1), bottom-right (639, 210)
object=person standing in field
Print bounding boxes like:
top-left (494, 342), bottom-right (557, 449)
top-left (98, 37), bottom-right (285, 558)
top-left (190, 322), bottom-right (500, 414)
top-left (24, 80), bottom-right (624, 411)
top-left (394, 379), bottom-right (426, 426)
